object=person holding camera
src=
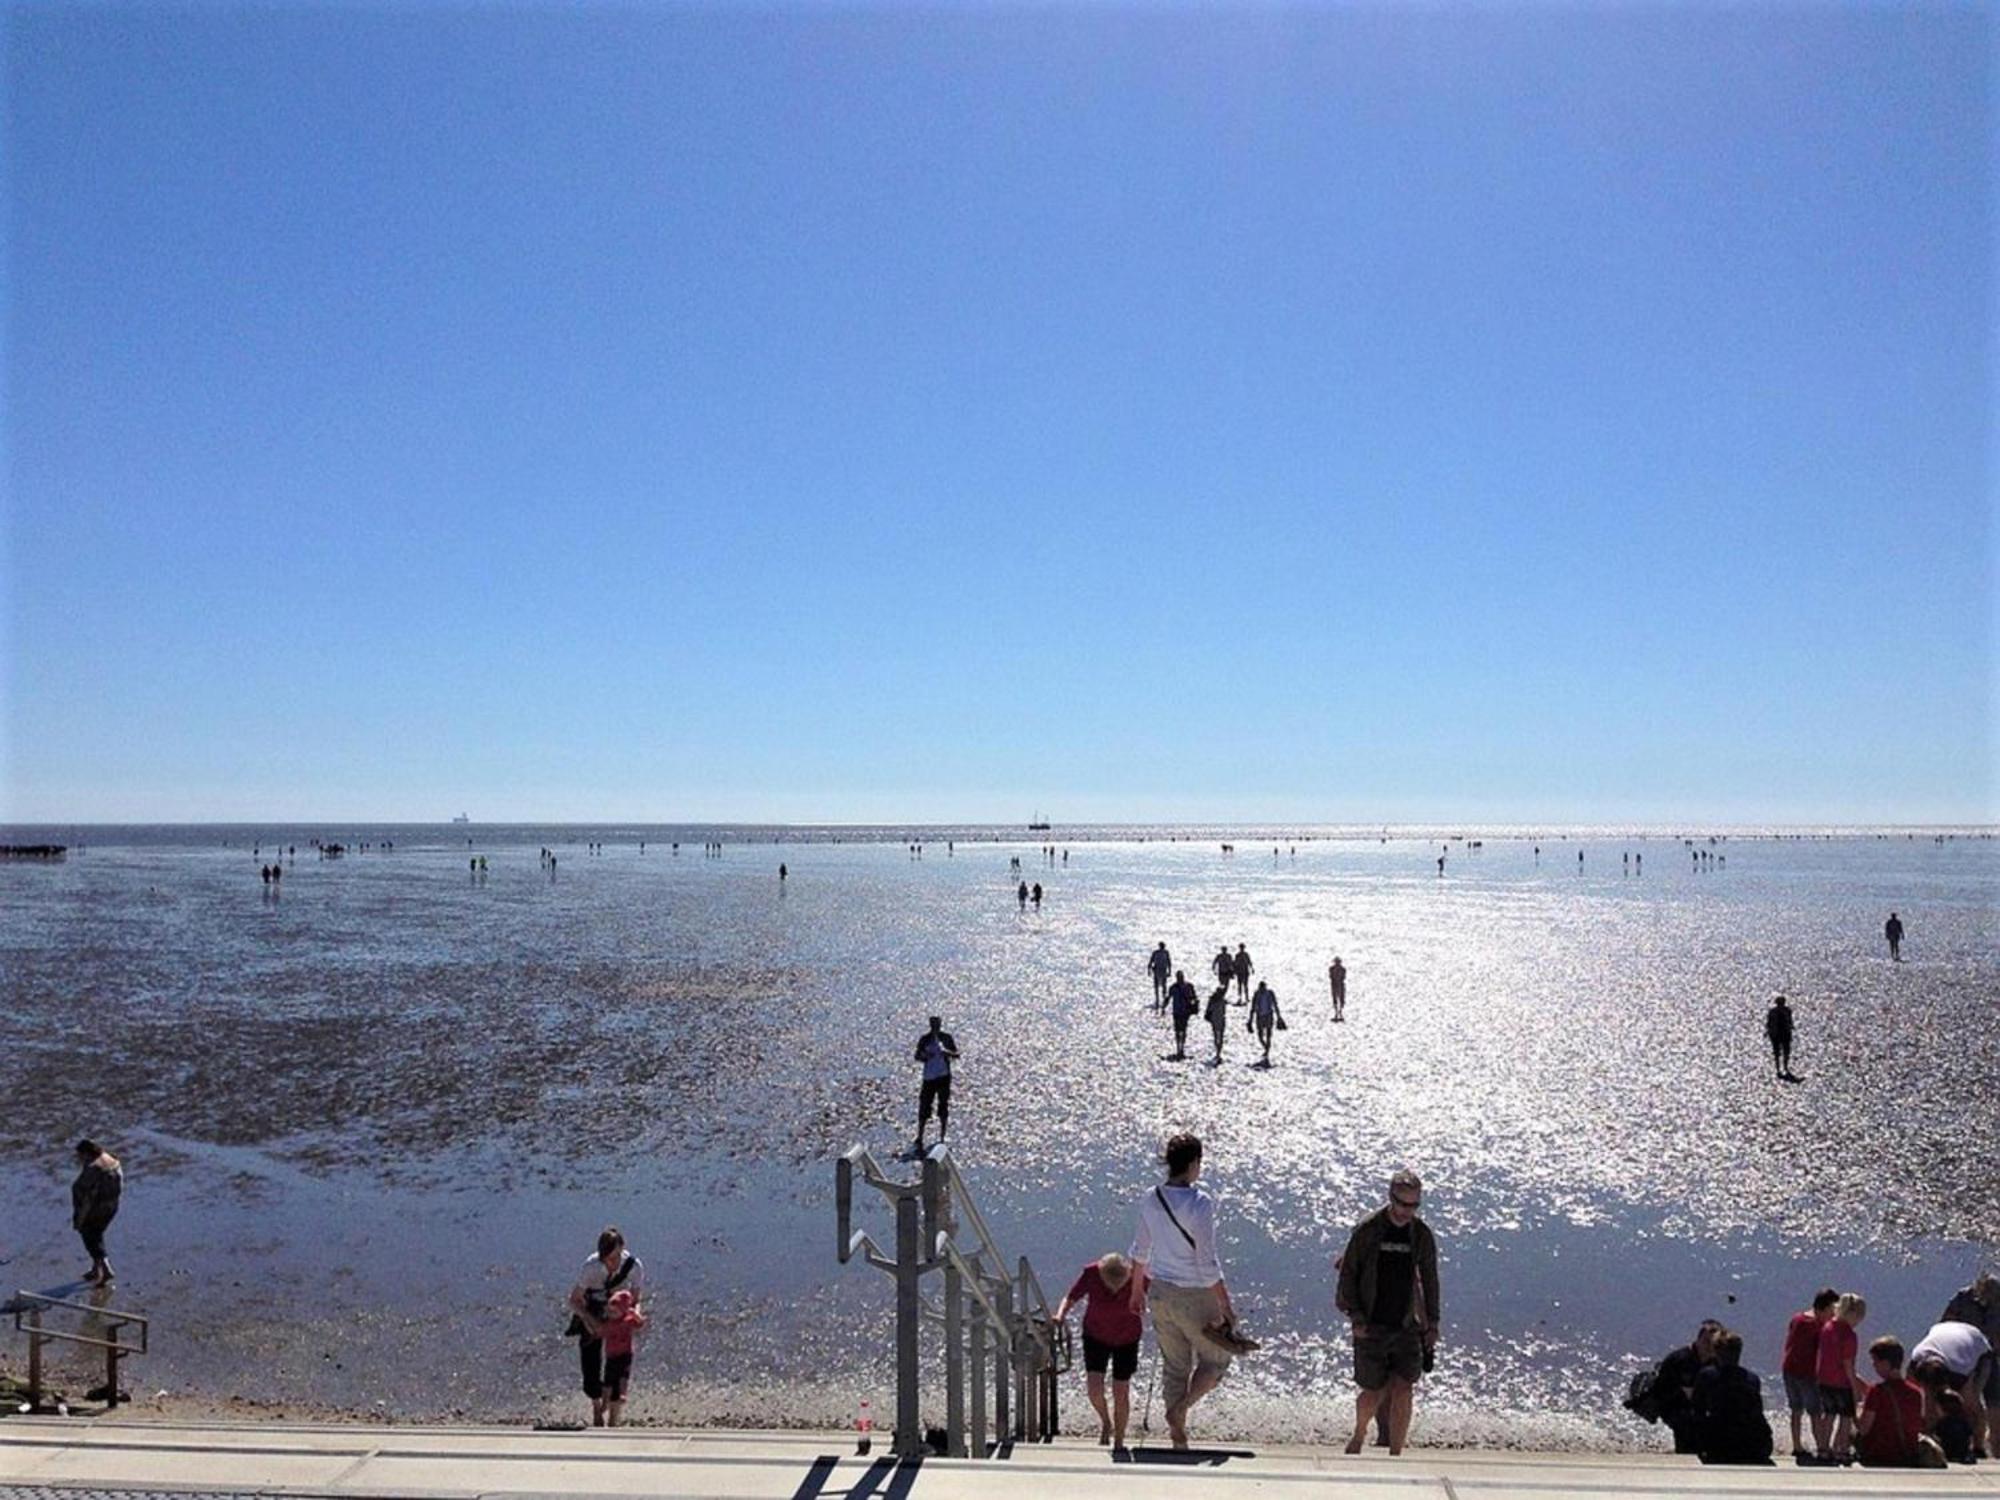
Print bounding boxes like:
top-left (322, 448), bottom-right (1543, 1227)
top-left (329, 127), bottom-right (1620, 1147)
top-left (1335, 1169), bottom-right (1440, 1456)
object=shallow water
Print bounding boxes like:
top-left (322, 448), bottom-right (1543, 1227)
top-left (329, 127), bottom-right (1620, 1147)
top-left (2, 824), bottom-right (1993, 1445)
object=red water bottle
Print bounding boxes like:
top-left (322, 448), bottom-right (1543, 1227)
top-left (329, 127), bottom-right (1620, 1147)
top-left (855, 1398), bottom-right (873, 1455)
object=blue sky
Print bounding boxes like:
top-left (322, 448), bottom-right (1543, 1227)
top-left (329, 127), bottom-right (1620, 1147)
top-left (2, 3), bottom-right (1992, 824)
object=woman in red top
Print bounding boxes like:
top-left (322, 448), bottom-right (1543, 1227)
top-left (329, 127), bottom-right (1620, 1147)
top-left (1814, 1292), bottom-right (1867, 1462)
top-left (1055, 1252), bottom-right (1146, 1451)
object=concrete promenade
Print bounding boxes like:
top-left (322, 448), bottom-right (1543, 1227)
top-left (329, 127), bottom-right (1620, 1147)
top-left (1, 1419), bottom-right (1997, 1499)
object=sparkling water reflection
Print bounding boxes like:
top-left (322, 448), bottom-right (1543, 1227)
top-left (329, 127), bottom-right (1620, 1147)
top-left (1, 825), bottom-right (1992, 1445)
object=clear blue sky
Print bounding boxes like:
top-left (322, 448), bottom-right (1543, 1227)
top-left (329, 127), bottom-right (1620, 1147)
top-left (2, 3), bottom-right (1992, 824)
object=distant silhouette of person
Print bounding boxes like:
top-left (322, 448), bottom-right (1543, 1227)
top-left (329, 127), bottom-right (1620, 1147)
top-left (1211, 946), bottom-right (1234, 989)
top-left (1205, 985), bottom-right (1230, 1063)
top-left (1018, 880), bottom-right (1028, 909)
top-left (1765, 996), bottom-right (1794, 1079)
top-left (1437, 854), bottom-right (1445, 876)
top-left (1329, 957), bottom-right (1347, 1021)
top-left (1167, 972), bottom-right (1198, 1060)
top-left (1884, 912), bottom-right (1904, 962)
top-left (1231, 945), bottom-right (1252, 999)
top-left (1032, 882), bottom-right (1042, 907)
top-left (1149, 943), bottom-right (1173, 1010)
top-left (1248, 981), bottom-right (1283, 1065)
top-left (779, 863), bottom-right (787, 882)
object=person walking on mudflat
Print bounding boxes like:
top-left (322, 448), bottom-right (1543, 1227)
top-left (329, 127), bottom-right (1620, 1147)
top-left (1204, 984), bottom-right (1231, 1064)
top-left (1884, 911), bottom-right (1904, 962)
top-left (914, 1016), bottom-right (960, 1148)
top-left (1211, 945), bottom-right (1234, 991)
top-left (71, 1139), bottom-right (122, 1286)
top-left (1765, 995), bottom-right (1795, 1080)
top-left (1248, 980), bottom-right (1283, 1066)
top-left (1231, 944), bottom-right (1253, 1000)
top-left (1148, 943), bottom-right (1173, 1011)
top-left (1130, 1134), bottom-right (1238, 1451)
top-left (1336, 1169), bottom-right (1440, 1457)
top-left (1166, 971), bottom-right (1198, 1061)
top-left (1328, 956), bottom-right (1347, 1022)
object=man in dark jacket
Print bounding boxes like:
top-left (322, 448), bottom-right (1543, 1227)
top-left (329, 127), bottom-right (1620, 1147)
top-left (1335, 1169), bottom-right (1440, 1456)
top-left (71, 1138), bottom-right (123, 1286)
top-left (1654, 1320), bottom-right (1724, 1453)
top-left (1940, 1272), bottom-right (2000, 1418)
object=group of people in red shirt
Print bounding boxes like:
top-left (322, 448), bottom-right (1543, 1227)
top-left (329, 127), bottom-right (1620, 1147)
top-left (1780, 1278), bottom-right (1997, 1467)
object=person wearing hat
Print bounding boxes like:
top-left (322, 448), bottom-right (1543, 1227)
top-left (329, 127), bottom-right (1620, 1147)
top-left (1055, 1251), bottom-right (1145, 1450)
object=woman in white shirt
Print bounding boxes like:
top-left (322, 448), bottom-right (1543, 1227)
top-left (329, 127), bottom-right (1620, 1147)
top-left (1129, 1133), bottom-right (1236, 1449)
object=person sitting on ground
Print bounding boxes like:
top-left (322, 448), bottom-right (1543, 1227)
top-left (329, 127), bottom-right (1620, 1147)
top-left (1910, 1317), bottom-right (1993, 1460)
top-left (1814, 1292), bottom-right (1867, 1463)
top-left (1781, 1288), bottom-right (1839, 1461)
top-left (1652, 1320), bottom-right (1724, 1454)
top-left (1855, 1335), bottom-right (1925, 1468)
top-left (1692, 1330), bottom-right (1774, 1464)
top-left (1932, 1390), bottom-right (1977, 1463)
top-left (1054, 1251), bottom-right (1145, 1450)
top-left (597, 1288), bottom-right (646, 1427)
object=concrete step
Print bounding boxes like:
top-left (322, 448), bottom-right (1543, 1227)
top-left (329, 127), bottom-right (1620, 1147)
top-left (1, 1418), bottom-right (1996, 1498)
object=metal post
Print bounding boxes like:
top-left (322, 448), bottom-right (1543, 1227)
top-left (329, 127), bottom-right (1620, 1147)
top-left (893, 1191), bottom-right (922, 1459)
top-left (969, 1305), bottom-right (987, 1456)
top-left (835, 1156), bottom-right (853, 1261)
top-left (993, 1275), bottom-right (1012, 1439)
top-left (933, 1158), bottom-right (966, 1457)
top-left (944, 1261), bottom-right (965, 1455)
top-left (105, 1329), bottom-right (120, 1408)
top-left (26, 1306), bottom-right (42, 1410)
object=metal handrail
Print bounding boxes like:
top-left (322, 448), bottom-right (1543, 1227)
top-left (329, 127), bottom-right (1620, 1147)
top-left (835, 1141), bottom-right (1065, 1458)
top-left (10, 1290), bottom-right (148, 1411)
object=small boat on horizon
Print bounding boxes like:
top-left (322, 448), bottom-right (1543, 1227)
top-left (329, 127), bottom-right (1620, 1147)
top-left (1028, 812), bottom-right (1051, 831)
top-left (452, 813), bottom-right (471, 824)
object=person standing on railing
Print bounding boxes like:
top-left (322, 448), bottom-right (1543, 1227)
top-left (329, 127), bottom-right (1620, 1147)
top-left (1129, 1133), bottom-right (1237, 1451)
top-left (71, 1139), bottom-right (122, 1287)
top-left (1054, 1251), bottom-right (1144, 1451)
top-left (913, 1016), bottom-right (960, 1149)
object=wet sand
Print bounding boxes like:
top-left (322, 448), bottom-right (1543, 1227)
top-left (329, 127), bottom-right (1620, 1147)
top-left (2, 827), bottom-right (1994, 1445)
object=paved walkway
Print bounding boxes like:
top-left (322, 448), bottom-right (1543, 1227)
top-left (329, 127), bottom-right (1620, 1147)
top-left (1, 1418), bottom-right (1996, 1498)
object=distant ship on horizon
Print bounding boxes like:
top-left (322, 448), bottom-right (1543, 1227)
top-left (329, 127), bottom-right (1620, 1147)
top-left (452, 813), bottom-right (470, 824)
top-left (1028, 812), bottom-right (1051, 831)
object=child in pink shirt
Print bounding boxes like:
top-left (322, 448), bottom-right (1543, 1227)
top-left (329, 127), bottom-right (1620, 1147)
top-left (599, 1288), bottom-right (646, 1426)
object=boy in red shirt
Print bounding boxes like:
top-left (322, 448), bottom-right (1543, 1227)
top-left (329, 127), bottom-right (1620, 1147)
top-left (1813, 1292), bottom-right (1867, 1463)
top-left (1856, 1335), bottom-right (1925, 1468)
top-left (1055, 1252), bottom-right (1145, 1451)
top-left (598, 1288), bottom-right (647, 1427)
top-left (1781, 1288), bottom-right (1838, 1462)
